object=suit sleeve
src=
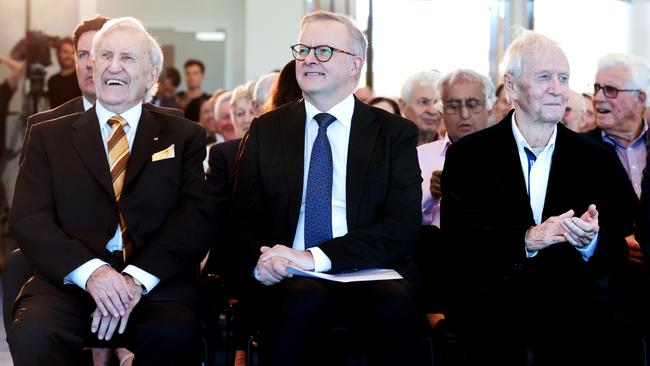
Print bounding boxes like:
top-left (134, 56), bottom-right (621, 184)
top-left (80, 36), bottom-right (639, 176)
top-left (129, 126), bottom-right (216, 281)
top-left (9, 124), bottom-right (99, 283)
top-left (318, 122), bottom-right (423, 273)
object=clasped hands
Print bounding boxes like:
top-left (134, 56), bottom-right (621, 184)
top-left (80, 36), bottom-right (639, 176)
top-left (86, 266), bottom-right (143, 341)
top-left (255, 245), bottom-right (316, 286)
top-left (525, 204), bottom-right (599, 252)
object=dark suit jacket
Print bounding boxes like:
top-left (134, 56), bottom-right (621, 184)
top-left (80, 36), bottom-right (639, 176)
top-left (10, 104), bottom-right (214, 306)
top-left (231, 98), bottom-right (422, 276)
top-left (21, 96), bottom-right (184, 164)
top-left (441, 112), bottom-right (635, 315)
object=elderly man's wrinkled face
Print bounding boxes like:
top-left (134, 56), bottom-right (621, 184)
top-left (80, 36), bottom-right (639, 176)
top-left (402, 83), bottom-right (441, 134)
top-left (442, 80), bottom-right (489, 142)
top-left (594, 65), bottom-right (645, 133)
top-left (508, 46), bottom-right (570, 125)
top-left (93, 26), bottom-right (157, 114)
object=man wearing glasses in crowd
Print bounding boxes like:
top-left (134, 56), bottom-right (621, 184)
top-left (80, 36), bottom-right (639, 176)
top-left (231, 10), bottom-right (422, 366)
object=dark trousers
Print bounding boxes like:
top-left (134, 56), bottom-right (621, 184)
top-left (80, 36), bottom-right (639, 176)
top-left (254, 276), bottom-right (420, 366)
top-left (7, 276), bottom-right (198, 366)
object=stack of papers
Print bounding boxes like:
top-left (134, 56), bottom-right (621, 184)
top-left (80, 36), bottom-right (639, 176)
top-left (286, 266), bottom-right (403, 283)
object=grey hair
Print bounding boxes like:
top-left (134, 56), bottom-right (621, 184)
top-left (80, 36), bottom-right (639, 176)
top-left (229, 84), bottom-right (254, 108)
top-left (213, 91), bottom-right (233, 116)
top-left (435, 69), bottom-right (496, 111)
top-left (253, 72), bottom-right (279, 106)
top-left (400, 70), bottom-right (442, 103)
top-left (597, 53), bottom-right (650, 108)
top-left (300, 10), bottom-right (367, 58)
top-left (499, 29), bottom-right (563, 80)
top-left (91, 16), bottom-right (163, 103)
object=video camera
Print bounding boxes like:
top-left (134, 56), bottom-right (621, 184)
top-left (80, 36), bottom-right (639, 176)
top-left (10, 31), bottom-right (60, 93)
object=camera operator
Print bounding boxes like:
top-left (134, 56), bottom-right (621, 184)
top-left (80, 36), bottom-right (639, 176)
top-left (47, 37), bottom-right (81, 108)
top-left (0, 55), bottom-right (25, 150)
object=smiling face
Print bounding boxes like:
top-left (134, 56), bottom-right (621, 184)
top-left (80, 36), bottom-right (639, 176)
top-left (76, 30), bottom-right (97, 100)
top-left (93, 26), bottom-right (157, 114)
top-left (231, 97), bottom-right (254, 138)
top-left (442, 80), bottom-right (489, 142)
top-left (593, 65), bottom-right (645, 134)
top-left (506, 46), bottom-right (570, 126)
top-left (402, 83), bottom-right (441, 134)
top-left (295, 19), bottom-right (363, 110)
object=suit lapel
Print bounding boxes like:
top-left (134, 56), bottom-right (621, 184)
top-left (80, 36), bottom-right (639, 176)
top-left (282, 101), bottom-right (307, 228)
top-left (124, 108), bottom-right (163, 188)
top-left (346, 99), bottom-right (380, 227)
top-left (68, 107), bottom-right (114, 198)
top-left (492, 118), bottom-right (535, 225)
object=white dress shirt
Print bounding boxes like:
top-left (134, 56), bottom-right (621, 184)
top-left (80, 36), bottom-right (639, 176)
top-left (417, 134), bottom-right (451, 227)
top-left (64, 101), bottom-right (160, 293)
top-left (291, 94), bottom-right (355, 272)
top-left (511, 115), bottom-right (597, 261)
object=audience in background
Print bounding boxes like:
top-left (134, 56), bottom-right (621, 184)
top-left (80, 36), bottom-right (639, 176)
top-left (264, 59), bottom-right (303, 113)
top-left (399, 70), bottom-right (442, 145)
top-left (580, 92), bottom-right (596, 131)
top-left (229, 83), bottom-right (255, 138)
top-left (47, 37), bottom-right (81, 108)
top-left (491, 83), bottom-right (513, 124)
top-left (183, 59), bottom-right (210, 121)
top-left (152, 66), bottom-right (181, 108)
top-left (251, 72), bottom-right (278, 117)
top-left (561, 89), bottom-right (584, 132)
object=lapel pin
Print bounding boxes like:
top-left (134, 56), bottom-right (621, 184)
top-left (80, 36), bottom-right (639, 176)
top-left (153, 137), bottom-right (159, 141)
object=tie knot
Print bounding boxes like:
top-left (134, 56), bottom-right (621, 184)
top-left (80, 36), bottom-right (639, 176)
top-left (108, 115), bottom-right (127, 128)
top-left (314, 113), bottom-right (336, 129)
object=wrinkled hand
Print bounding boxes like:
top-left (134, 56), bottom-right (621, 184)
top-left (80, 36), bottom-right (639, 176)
top-left (259, 245), bottom-right (315, 271)
top-left (626, 234), bottom-right (645, 265)
top-left (525, 209), bottom-right (575, 252)
top-left (86, 266), bottom-right (132, 318)
top-left (430, 170), bottom-right (442, 199)
top-left (255, 254), bottom-right (292, 286)
top-left (90, 275), bottom-right (142, 340)
top-left (561, 204), bottom-right (599, 248)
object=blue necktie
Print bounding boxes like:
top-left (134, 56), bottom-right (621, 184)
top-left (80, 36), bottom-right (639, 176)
top-left (304, 113), bottom-right (336, 249)
top-left (523, 147), bottom-right (537, 196)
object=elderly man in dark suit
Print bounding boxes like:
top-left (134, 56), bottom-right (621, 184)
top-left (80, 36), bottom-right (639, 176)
top-left (232, 10), bottom-right (422, 366)
top-left (441, 31), bottom-right (636, 365)
top-left (8, 17), bottom-right (213, 366)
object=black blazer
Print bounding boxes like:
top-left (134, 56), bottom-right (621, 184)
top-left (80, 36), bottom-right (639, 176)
top-left (21, 96), bottom-right (184, 163)
top-left (441, 112), bottom-right (634, 300)
top-left (10, 105), bottom-right (214, 305)
top-left (231, 98), bottom-right (422, 275)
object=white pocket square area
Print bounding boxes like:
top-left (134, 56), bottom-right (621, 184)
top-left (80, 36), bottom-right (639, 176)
top-left (151, 144), bottom-right (175, 161)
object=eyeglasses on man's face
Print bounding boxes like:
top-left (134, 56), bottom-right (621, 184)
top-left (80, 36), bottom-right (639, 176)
top-left (290, 44), bottom-right (356, 62)
top-left (443, 99), bottom-right (485, 114)
top-left (593, 83), bottom-right (640, 99)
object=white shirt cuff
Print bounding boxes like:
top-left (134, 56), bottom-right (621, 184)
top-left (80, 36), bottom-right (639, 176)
top-left (576, 232), bottom-right (599, 261)
top-left (122, 265), bottom-right (160, 294)
top-left (63, 259), bottom-right (109, 290)
top-left (307, 247), bottom-right (332, 272)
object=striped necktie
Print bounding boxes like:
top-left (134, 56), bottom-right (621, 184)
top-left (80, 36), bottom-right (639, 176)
top-left (107, 115), bottom-right (133, 261)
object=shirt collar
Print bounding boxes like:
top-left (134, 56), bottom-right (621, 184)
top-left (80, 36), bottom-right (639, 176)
top-left (82, 96), bottom-right (93, 111)
top-left (95, 101), bottom-right (142, 132)
top-left (601, 119), bottom-right (648, 148)
top-left (440, 133), bottom-right (452, 156)
top-left (304, 93), bottom-right (355, 129)
top-left (511, 112), bottom-right (557, 154)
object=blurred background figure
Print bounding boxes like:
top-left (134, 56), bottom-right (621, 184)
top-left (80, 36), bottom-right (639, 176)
top-left (399, 70), bottom-right (442, 145)
top-left (490, 83), bottom-right (513, 124)
top-left (263, 59), bottom-right (302, 113)
top-left (47, 37), bottom-right (80, 108)
top-left (580, 93), bottom-right (596, 132)
top-left (562, 89), bottom-right (585, 132)
top-left (152, 66), bottom-right (181, 108)
top-left (230, 83), bottom-right (255, 138)
top-left (368, 96), bottom-right (401, 114)
top-left (251, 72), bottom-right (278, 117)
top-left (182, 58), bottom-right (209, 120)
top-left (354, 85), bottom-right (373, 103)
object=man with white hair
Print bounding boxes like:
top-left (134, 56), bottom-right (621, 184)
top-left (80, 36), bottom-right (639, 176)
top-left (251, 72), bottom-right (278, 117)
top-left (585, 53), bottom-right (650, 266)
top-left (399, 70), bottom-right (442, 145)
top-left (442, 31), bottom-right (635, 364)
top-left (8, 17), bottom-right (214, 366)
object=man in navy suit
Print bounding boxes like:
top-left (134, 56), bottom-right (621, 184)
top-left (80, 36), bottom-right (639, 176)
top-left (442, 31), bottom-right (636, 365)
top-left (232, 10), bottom-right (422, 366)
top-left (8, 17), bottom-right (213, 366)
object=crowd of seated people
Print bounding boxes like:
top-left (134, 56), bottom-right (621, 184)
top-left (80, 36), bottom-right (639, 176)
top-left (3, 8), bottom-right (650, 366)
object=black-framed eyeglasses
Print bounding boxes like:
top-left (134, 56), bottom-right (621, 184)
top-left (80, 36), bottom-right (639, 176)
top-left (290, 44), bottom-right (356, 62)
top-left (443, 99), bottom-right (485, 114)
top-left (593, 83), bottom-right (640, 98)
